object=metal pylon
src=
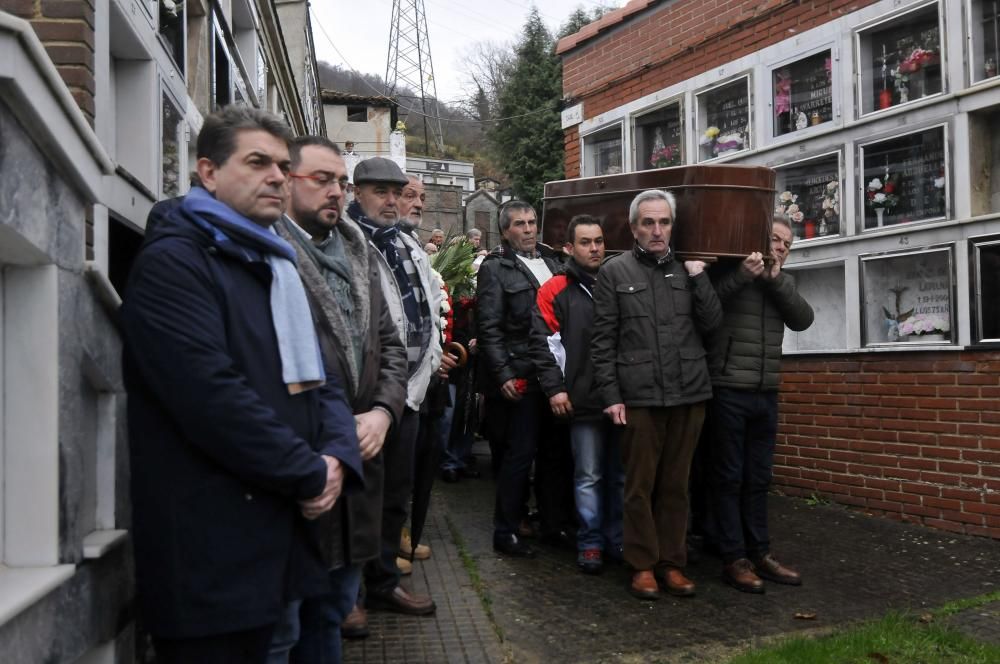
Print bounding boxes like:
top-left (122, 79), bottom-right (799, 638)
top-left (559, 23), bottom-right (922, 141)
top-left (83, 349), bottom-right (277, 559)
top-left (385, 0), bottom-right (445, 155)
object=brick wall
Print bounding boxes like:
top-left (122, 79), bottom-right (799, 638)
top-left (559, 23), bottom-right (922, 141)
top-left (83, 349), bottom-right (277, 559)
top-left (10, 0), bottom-right (96, 124)
top-left (560, 0), bottom-right (880, 174)
top-left (777, 351), bottom-right (1000, 539)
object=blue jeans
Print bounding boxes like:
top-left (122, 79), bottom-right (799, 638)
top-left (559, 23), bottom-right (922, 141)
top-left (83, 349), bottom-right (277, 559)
top-left (267, 600), bottom-right (302, 664)
top-left (707, 388), bottom-right (778, 564)
top-left (289, 564), bottom-right (363, 664)
top-left (570, 419), bottom-right (624, 552)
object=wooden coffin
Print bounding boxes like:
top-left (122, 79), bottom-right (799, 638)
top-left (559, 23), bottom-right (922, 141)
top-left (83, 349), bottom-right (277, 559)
top-left (541, 165), bottom-right (776, 259)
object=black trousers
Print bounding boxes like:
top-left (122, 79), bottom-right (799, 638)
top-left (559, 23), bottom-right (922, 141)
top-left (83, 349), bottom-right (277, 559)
top-left (365, 407), bottom-right (420, 594)
top-left (534, 415), bottom-right (576, 536)
top-left (153, 624), bottom-right (274, 664)
top-left (490, 393), bottom-right (543, 538)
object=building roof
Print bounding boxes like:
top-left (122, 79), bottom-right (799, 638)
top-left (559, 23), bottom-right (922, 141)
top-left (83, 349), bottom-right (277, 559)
top-left (555, 0), bottom-right (661, 56)
top-left (320, 89), bottom-right (397, 107)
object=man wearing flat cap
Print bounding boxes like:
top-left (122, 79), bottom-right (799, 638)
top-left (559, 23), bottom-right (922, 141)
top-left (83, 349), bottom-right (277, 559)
top-left (346, 157), bottom-right (443, 616)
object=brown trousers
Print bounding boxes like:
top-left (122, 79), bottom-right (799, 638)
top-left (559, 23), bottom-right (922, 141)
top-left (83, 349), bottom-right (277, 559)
top-left (620, 403), bottom-right (706, 572)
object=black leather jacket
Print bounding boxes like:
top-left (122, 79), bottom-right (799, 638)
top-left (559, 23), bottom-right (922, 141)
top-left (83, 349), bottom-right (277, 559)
top-left (476, 242), bottom-right (561, 391)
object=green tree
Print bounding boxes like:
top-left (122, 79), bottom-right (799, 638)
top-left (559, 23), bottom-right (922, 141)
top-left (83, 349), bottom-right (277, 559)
top-left (488, 8), bottom-right (563, 210)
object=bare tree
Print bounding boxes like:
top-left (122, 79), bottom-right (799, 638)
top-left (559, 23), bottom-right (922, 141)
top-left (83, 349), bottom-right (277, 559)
top-left (458, 40), bottom-right (515, 120)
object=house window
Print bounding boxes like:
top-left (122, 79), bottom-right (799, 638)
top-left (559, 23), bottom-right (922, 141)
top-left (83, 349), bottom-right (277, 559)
top-left (856, 2), bottom-right (943, 115)
top-left (347, 105), bottom-right (368, 122)
top-left (158, 0), bottom-right (185, 75)
top-left (859, 125), bottom-right (947, 230)
top-left (972, 237), bottom-right (1000, 342)
top-left (861, 246), bottom-right (954, 346)
top-left (969, 1), bottom-right (1000, 84)
top-left (581, 124), bottom-right (623, 176)
top-left (695, 76), bottom-right (751, 161)
top-left (772, 50), bottom-right (832, 137)
top-left (161, 91), bottom-right (183, 198)
top-left (782, 262), bottom-right (847, 352)
top-left (633, 101), bottom-right (683, 170)
top-left (774, 152), bottom-right (841, 241)
top-left (212, 22), bottom-right (232, 109)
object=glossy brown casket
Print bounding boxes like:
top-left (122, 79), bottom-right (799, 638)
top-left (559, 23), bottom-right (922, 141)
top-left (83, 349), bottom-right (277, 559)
top-left (541, 165), bottom-right (776, 258)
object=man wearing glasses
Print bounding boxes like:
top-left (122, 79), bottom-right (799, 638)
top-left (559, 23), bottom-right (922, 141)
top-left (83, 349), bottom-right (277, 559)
top-left (268, 137), bottom-right (410, 661)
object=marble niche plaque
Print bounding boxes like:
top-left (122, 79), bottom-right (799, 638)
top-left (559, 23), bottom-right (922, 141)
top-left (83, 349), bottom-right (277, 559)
top-left (862, 247), bottom-right (953, 345)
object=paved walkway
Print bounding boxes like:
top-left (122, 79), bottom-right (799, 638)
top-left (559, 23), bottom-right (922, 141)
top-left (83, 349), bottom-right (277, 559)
top-left (346, 445), bottom-right (1000, 663)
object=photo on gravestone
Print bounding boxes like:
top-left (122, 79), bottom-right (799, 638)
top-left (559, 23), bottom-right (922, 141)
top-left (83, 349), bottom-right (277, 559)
top-left (773, 51), bottom-right (833, 137)
top-left (862, 247), bottom-right (953, 345)
top-left (858, 4), bottom-right (941, 114)
top-left (861, 126), bottom-right (946, 230)
top-left (973, 240), bottom-right (1000, 341)
top-left (697, 77), bottom-right (750, 161)
top-left (970, 0), bottom-right (1000, 83)
top-left (635, 102), bottom-right (683, 170)
top-left (584, 124), bottom-right (623, 176)
top-left (774, 153), bottom-right (840, 241)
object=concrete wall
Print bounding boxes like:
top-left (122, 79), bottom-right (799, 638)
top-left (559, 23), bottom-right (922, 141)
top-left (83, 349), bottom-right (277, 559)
top-left (324, 103), bottom-right (394, 155)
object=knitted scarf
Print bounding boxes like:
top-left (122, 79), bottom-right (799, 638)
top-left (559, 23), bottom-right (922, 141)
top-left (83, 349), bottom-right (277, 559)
top-left (181, 187), bottom-right (325, 394)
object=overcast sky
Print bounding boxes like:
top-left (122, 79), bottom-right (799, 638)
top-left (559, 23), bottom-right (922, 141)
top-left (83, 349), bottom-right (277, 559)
top-left (310, 0), bottom-right (623, 105)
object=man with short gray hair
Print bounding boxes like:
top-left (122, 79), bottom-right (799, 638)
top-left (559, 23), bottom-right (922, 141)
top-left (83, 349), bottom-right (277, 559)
top-left (705, 214), bottom-right (813, 594)
top-left (591, 189), bottom-right (722, 601)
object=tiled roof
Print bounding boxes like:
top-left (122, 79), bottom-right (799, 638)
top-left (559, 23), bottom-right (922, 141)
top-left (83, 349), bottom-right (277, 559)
top-left (320, 89), bottom-right (397, 106)
top-left (555, 0), bottom-right (661, 56)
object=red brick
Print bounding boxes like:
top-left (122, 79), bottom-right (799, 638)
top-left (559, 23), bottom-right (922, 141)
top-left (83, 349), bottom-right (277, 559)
top-left (902, 482), bottom-right (941, 497)
top-left (40, 0), bottom-right (94, 28)
top-left (7, 0), bottom-right (37, 18)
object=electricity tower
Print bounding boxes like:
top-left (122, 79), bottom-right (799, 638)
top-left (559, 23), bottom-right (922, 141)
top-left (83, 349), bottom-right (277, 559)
top-left (385, 0), bottom-right (445, 155)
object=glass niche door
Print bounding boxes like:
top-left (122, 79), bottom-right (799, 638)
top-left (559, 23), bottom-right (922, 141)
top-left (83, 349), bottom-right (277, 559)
top-left (582, 124), bottom-right (624, 177)
top-left (772, 50), bottom-right (833, 137)
top-left (695, 76), bottom-right (751, 162)
top-left (773, 152), bottom-right (841, 241)
top-left (633, 101), bottom-right (684, 170)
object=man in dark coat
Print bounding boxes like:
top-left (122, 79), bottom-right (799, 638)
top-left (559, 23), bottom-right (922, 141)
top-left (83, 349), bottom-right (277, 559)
top-left (705, 215), bottom-right (814, 593)
top-left (477, 201), bottom-right (569, 558)
top-left (531, 215), bottom-right (624, 575)
top-left (591, 189), bottom-right (723, 601)
top-left (120, 106), bottom-right (363, 663)
top-left (267, 137), bottom-right (409, 660)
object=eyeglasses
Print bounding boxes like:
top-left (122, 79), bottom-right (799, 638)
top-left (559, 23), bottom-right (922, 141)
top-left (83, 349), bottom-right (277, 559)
top-left (288, 172), bottom-right (350, 190)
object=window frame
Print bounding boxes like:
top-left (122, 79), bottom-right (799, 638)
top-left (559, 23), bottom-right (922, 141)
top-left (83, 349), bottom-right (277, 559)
top-left (772, 149), bottom-right (844, 243)
top-left (579, 121), bottom-right (625, 177)
top-left (630, 96), bottom-right (685, 171)
top-left (693, 73), bottom-right (753, 163)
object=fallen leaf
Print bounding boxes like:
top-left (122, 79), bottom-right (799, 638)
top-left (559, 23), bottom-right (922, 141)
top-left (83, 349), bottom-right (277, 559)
top-left (793, 611), bottom-right (817, 620)
top-left (868, 653), bottom-right (889, 664)
top-left (919, 613), bottom-right (934, 623)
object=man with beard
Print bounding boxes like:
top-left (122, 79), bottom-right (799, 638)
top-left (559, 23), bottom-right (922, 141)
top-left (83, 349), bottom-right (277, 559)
top-left (267, 137), bottom-right (409, 661)
top-left (531, 215), bottom-right (624, 575)
top-left (398, 174), bottom-right (425, 237)
top-left (345, 158), bottom-right (443, 616)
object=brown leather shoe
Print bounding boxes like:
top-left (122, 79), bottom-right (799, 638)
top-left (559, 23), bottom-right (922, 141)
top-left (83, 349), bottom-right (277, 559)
top-left (660, 568), bottom-right (696, 597)
top-left (629, 570), bottom-right (660, 600)
top-left (366, 585), bottom-right (437, 616)
top-left (723, 558), bottom-right (765, 594)
top-left (752, 553), bottom-right (802, 586)
top-left (341, 604), bottom-right (369, 640)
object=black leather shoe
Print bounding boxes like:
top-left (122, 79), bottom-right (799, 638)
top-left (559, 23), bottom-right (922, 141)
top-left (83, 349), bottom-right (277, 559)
top-left (540, 529), bottom-right (575, 550)
top-left (440, 468), bottom-right (460, 483)
top-left (459, 467), bottom-right (481, 479)
top-left (493, 534), bottom-right (536, 558)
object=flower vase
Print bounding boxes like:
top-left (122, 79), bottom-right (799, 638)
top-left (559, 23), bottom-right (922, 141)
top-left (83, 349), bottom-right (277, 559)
top-left (899, 84), bottom-right (909, 104)
top-left (804, 220), bottom-right (816, 239)
top-left (911, 69), bottom-right (925, 99)
top-left (875, 207), bottom-right (885, 227)
top-left (818, 218), bottom-right (828, 236)
top-left (903, 333), bottom-right (946, 343)
top-left (878, 88), bottom-right (893, 109)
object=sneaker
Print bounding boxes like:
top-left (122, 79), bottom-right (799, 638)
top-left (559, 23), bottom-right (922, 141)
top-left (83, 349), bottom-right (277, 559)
top-left (577, 548), bottom-right (603, 575)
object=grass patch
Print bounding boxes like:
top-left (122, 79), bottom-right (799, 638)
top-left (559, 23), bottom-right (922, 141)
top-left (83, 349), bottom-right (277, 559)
top-left (443, 513), bottom-right (504, 644)
top-left (726, 594), bottom-right (1000, 664)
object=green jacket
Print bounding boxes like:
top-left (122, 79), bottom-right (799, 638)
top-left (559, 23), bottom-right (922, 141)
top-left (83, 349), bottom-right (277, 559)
top-left (592, 247), bottom-right (723, 409)
top-left (706, 263), bottom-right (814, 392)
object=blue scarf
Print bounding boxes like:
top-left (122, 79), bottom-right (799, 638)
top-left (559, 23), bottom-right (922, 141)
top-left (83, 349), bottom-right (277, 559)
top-left (182, 187), bottom-right (325, 394)
top-left (349, 200), bottom-right (421, 329)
